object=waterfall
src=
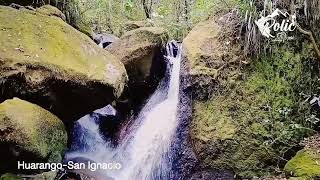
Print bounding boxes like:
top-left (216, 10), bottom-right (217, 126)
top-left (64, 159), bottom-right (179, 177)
top-left (64, 41), bottom-right (182, 180)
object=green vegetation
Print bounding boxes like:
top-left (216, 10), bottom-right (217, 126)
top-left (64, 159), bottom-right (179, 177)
top-left (284, 150), bottom-right (320, 178)
top-left (0, 173), bottom-right (21, 180)
top-left (51, 0), bottom-right (238, 40)
top-left (191, 44), bottom-right (320, 177)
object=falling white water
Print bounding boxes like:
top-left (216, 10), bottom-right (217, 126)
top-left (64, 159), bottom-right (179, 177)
top-left (113, 41), bottom-right (181, 180)
top-left (65, 105), bottom-right (116, 163)
top-left (64, 41), bottom-right (182, 180)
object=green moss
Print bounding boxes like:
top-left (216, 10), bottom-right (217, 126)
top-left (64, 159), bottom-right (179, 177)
top-left (193, 100), bottom-right (236, 142)
top-left (77, 22), bottom-right (93, 38)
top-left (191, 45), bottom-right (317, 177)
top-left (0, 98), bottom-right (67, 162)
top-left (105, 27), bottom-right (168, 87)
top-left (0, 6), bottom-right (127, 97)
top-left (182, 20), bottom-right (221, 72)
top-left (122, 27), bottom-right (169, 46)
top-left (284, 150), bottom-right (320, 178)
top-left (0, 173), bottom-right (21, 180)
top-left (36, 5), bottom-right (66, 21)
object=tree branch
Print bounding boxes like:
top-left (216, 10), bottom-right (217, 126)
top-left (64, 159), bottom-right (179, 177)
top-left (293, 17), bottom-right (320, 60)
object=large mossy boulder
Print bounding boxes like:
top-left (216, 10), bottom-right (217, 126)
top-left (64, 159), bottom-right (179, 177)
top-left (182, 17), bottom-right (242, 99)
top-left (185, 13), bottom-right (318, 178)
top-left (0, 98), bottom-right (67, 174)
top-left (106, 27), bottom-right (168, 111)
top-left (182, 20), bottom-right (223, 76)
top-left (0, 6), bottom-right (127, 122)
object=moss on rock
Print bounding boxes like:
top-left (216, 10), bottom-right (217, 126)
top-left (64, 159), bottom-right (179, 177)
top-left (36, 5), bottom-right (66, 21)
top-left (0, 98), bottom-right (67, 173)
top-left (182, 16), bottom-right (243, 99)
top-left (106, 27), bottom-right (168, 111)
top-left (284, 150), bottom-right (320, 178)
top-left (0, 6), bottom-right (127, 121)
top-left (191, 46), bottom-right (317, 177)
top-left (182, 20), bottom-right (222, 73)
top-left (0, 173), bottom-right (21, 180)
top-left (186, 17), bottom-right (319, 177)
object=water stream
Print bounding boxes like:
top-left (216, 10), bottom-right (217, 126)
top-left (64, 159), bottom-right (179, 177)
top-left (64, 41), bottom-right (182, 180)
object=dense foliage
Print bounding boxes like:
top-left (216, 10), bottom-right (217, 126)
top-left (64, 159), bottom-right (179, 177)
top-left (49, 0), bottom-right (239, 39)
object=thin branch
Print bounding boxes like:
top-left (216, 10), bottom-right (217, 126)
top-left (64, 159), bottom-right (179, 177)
top-left (291, 15), bottom-right (320, 60)
top-left (296, 23), bottom-right (320, 60)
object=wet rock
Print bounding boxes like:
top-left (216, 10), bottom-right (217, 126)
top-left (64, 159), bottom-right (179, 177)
top-left (170, 55), bottom-right (198, 180)
top-left (94, 105), bottom-right (121, 141)
top-left (106, 27), bottom-right (168, 112)
top-left (8, 3), bottom-right (23, 9)
top-left (0, 6), bottom-right (128, 123)
top-left (68, 105), bottom-right (121, 152)
top-left (93, 33), bottom-right (119, 48)
top-left (0, 98), bottom-right (67, 174)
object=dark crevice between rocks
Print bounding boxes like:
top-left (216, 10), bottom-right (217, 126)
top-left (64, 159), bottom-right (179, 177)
top-left (116, 45), bottom-right (167, 118)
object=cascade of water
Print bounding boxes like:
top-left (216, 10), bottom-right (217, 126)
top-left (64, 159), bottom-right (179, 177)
top-left (111, 40), bottom-right (181, 180)
top-left (64, 41), bottom-right (182, 180)
top-left (65, 105), bottom-right (117, 163)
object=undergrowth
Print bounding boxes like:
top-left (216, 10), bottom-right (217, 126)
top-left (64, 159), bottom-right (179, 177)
top-left (192, 42), bottom-right (320, 177)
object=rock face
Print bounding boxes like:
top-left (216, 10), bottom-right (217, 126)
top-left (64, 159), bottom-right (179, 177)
top-left (182, 18), bottom-right (240, 99)
top-left (0, 98), bottom-right (67, 174)
top-left (184, 12), bottom-right (316, 178)
top-left (0, 6), bottom-right (127, 122)
top-left (106, 27), bottom-right (168, 111)
top-left (183, 20), bottom-right (223, 75)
